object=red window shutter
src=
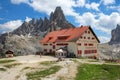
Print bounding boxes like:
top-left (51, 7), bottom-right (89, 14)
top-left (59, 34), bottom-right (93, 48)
top-left (78, 50), bottom-right (82, 54)
top-left (84, 50), bottom-right (87, 54)
top-left (84, 43), bottom-right (87, 46)
top-left (77, 43), bottom-right (81, 46)
top-left (78, 50), bottom-right (79, 54)
top-left (95, 50), bottom-right (97, 53)
top-left (89, 44), bottom-right (93, 46)
top-left (88, 37), bottom-right (90, 39)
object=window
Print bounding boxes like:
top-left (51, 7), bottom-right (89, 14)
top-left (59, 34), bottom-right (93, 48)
top-left (49, 49), bottom-right (52, 53)
top-left (80, 36), bottom-right (82, 39)
top-left (94, 50), bottom-right (97, 53)
top-left (84, 37), bottom-right (86, 39)
top-left (57, 36), bottom-right (69, 40)
top-left (77, 43), bottom-right (81, 46)
top-left (84, 50), bottom-right (88, 54)
top-left (88, 31), bottom-right (90, 34)
top-left (84, 43), bottom-right (87, 46)
top-left (88, 37), bottom-right (90, 39)
top-left (89, 44), bottom-right (93, 46)
top-left (85, 31), bottom-right (87, 33)
top-left (78, 50), bottom-right (82, 54)
top-left (56, 43), bottom-right (68, 46)
top-left (49, 37), bottom-right (52, 40)
top-left (64, 43), bottom-right (68, 45)
top-left (43, 43), bottom-right (48, 46)
top-left (84, 50), bottom-right (97, 54)
top-left (44, 49), bottom-right (47, 52)
top-left (53, 45), bottom-right (55, 49)
top-left (92, 37), bottom-right (95, 40)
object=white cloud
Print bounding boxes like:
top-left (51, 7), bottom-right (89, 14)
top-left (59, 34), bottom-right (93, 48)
top-left (76, 0), bottom-right (86, 7)
top-left (0, 20), bottom-right (23, 33)
top-left (85, 2), bottom-right (100, 11)
top-left (96, 12), bottom-right (120, 31)
top-left (108, 5), bottom-right (120, 12)
top-left (25, 16), bottom-right (32, 22)
top-left (76, 12), bottom-right (97, 26)
top-left (98, 36), bottom-right (110, 43)
top-left (11, 0), bottom-right (28, 4)
top-left (76, 12), bottom-right (120, 34)
top-left (101, 0), bottom-right (115, 5)
top-left (11, 0), bottom-right (78, 16)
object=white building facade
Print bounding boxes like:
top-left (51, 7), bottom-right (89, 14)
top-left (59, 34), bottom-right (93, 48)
top-left (40, 26), bottom-right (100, 58)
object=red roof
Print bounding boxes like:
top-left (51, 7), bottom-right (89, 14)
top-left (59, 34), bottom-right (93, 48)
top-left (40, 26), bottom-right (100, 43)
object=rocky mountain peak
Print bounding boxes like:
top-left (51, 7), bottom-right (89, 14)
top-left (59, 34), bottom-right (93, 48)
top-left (109, 24), bottom-right (120, 44)
top-left (52, 6), bottom-right (66, 22)
top-left (116, 24), bottom-right (120, 29)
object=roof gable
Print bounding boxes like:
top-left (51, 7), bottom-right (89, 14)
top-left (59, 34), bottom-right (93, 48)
top-left (40, 26), bottom-right (100, 43)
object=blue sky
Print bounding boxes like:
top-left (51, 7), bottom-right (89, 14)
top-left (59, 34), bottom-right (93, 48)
top-left (0, 0), bottom-right (120, 43)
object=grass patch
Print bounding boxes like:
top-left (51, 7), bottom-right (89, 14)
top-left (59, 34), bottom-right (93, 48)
top-left (88, 59), bottom-right (99, 62)
top-left (40, 61), bottom-right (57, 66)
top-left (76, 64), bottom-right (120, 80)
top-left (70, 59), bottom-right (79, 63)
top-left (0, 68), bottom-right (6, 71)
top-left (4, 63), bottom-right (21, 68)
top-left (0, 60), bottom-right (15, 64)
top-left (26, 65), bottom-right (61, 80)
top-left (21, 67), bottom-right (31, 71)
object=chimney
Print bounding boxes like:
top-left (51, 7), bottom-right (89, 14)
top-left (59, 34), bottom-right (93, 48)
top-left (81, 25), bottom-right (83, 27)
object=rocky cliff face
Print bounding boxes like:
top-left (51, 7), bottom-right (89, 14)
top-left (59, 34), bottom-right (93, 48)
top-left (109, 24), bottom-right (120, 44)
top-left (0, 6), bottom-right (75, 56)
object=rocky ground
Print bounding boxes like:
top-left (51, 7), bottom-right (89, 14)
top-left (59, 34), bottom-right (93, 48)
top-left (0, 55), bottom-right (78, 80)
top-left (0, 55), bottom-right (119, 80)
top-left (98, 43), bottom-right (120, 59)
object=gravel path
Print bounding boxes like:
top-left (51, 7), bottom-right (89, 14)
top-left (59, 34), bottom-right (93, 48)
top-left (0, 55), bottom-right (58, 80)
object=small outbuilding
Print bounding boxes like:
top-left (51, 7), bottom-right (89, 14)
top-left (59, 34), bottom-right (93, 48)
top-left (55, 48), bottom-right (67, 58)
top-left (5, 50), bottom-right (14, 58)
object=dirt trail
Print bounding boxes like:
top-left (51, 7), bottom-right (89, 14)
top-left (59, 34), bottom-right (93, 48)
top-left (42, 60), bottom-right (78, 80)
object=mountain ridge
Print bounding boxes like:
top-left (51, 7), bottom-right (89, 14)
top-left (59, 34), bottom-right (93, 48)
top-left (11, 6), bottom-right (75, 36)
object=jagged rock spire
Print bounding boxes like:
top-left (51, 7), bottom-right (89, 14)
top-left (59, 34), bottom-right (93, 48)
top-left (109, 24), bottom-right (120, 44)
